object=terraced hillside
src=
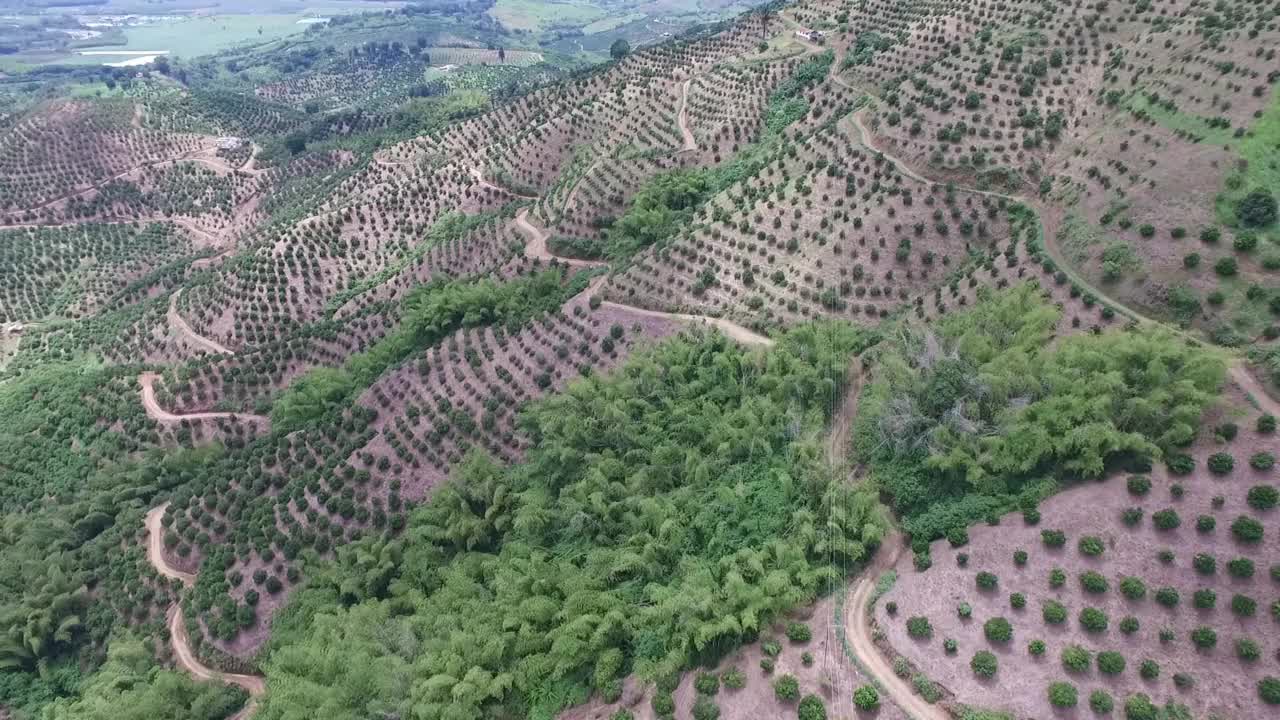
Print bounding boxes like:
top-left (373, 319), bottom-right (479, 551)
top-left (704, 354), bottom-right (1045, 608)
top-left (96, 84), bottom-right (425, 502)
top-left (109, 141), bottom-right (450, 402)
top-left (0, 1), bottom-right (1278, 720)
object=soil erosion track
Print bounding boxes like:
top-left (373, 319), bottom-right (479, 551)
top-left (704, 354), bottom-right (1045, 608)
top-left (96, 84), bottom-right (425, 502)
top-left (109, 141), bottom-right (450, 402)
top-left (146, 504), bottom-right (265, 720)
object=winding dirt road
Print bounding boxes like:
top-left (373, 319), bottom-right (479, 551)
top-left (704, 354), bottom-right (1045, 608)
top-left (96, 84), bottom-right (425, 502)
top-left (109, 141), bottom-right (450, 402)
top-left (168, 290), bottom-right (234, 356)
top-left (677, 79), bottom-right (698, 153)
top-left (846, 578), bottom-right (949, 720)
top-left (146, 504), bottom-right (265, 720)
top-left (139, 372), bottom-right (268, 424)
top-left (514, 209), bottom-right (608, 270)
top-left (600, 301), bottom-right (773, 347)
top-left (512, 211), bottom-right (772, 347)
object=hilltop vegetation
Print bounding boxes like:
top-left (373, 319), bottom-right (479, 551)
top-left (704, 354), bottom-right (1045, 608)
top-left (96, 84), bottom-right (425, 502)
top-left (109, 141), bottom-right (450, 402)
top-left (857, 284), bottom-right (1226, 541)
top-left (258, 323), bottom-right (887, 720)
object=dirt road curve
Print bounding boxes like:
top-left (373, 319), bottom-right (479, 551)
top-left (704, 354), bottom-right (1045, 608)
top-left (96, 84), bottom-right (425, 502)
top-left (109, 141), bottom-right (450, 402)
top-left (470, 165), bottom-right (538, 200)
top-left (846, 578), bottom-right (950, 720)
top-left (169, 290), bottom-right (235, 356)
top-left (677, 79), bottom-right (698, 153)
top-left (600, 301), bottom-right (773, 347)
top-left (146, 504), bottom-right (197, 585)
top-left (511, 211), bottom-right (771, 347)
top-left (146, 504), bottom-right (264, 720)
top-left (139, 372), bottom-right (268, 424)
top-left (514, 209), bottom-right (608, 270)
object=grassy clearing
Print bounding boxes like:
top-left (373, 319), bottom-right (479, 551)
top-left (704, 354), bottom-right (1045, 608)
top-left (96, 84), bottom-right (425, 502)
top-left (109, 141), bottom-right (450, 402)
top-left (71, 15), bottom-right (307, 62)
top-left (1125, 90), bottom-right (1239, 146)
top-left (1215, 87), bottom-right (1280, 241)
top-left (489, 0), bottom-right (607, 31)
top-left (583, 12), bottom-right (647, 34)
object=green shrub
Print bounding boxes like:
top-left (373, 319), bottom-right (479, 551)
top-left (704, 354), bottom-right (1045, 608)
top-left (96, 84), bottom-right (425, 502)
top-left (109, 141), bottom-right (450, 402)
top-left (1078, 535), bottom-right (1105, 556)
top-left (722, 666), bottom-right (746, 690)
top-left (1119, 576), bottom-right (1146, 599)
top-left (1152, 509), bottom-right (1180, 530)
top-left (1049, 568), bottom-right (1067, 588)
top-left (1126, 475), bottom-right (1151, 495)
top-left (1090, 690), bottom-right (1114, 714)
top-left (1079, 607), bottom-right (1108, 632)
top-left (1260, 676), bottom-right (1280, 704)
top-left (853, 685), bottom-right (879, 710)
top-left (1119, 616), bottom-right (1139, 634)
top-left (786, 621), bottom-right (812, 643)
top-left (1231, 593), bottom-right (1257, 617)
top-left (1157, 549), bottom-right (1175, 564)
top-left (1190, 626), bottom-right (1217, 648)
top-left (1232, 515), bottom-right (1264, 542)
top-left (1237, 188), bottom-right (1278, 227)
top-left (760, 657), bottom-right (775, 673)
top-left (1237, 638), bottom-right (1261, 662)
top-left (797, 695), bottom-right (826, 720)
top-left (1097, 651), bottom-right (1126, 675)
top-left (1196, 515), bottom-right (1216, 533)
top-left (971, 650), bottom-right (998, 678)
top-left (653, 692), bottom-right (675, 716)
top-left (958, 602), bottom-right (972, 619)
top-left (1043, 600), bottom-right (1067, 624)
top-left (1010, 592), bottom-right (1026, 609)
top-left (1208, 452), bottom-right (1236, 474)
top-left (695, 673), bottom-right (720, 696)
top-left (1121, 507), bottom-right (1144, 526)
top-left (976, 571), bottom-right (998, 590)
top-left (1193, 588), bottom-right (1217, 609)
top-left (1013, 549), bottom-right (1028, 566)
top-left (944, 638), bottom-right (958, 655)
top-left (956, 553), bottom-right (969, 567)
top-left (692, 697), bottom-right (720, 720)
top-left (1080, 571), bottom-right (1109, 594)
top-left (1125, 693), bottom-right (1158, 720)
top-left (885, 601), bottom-right (897, 616)
top-left (1172, 673), bottom-right (1194, 689)
top-left (1248, 485), bottom-right (1278, 510)
top-left (1029, 639), bottom-right (1046, 656)
top-left (611, 711), bottom-right (635, 720)
top-left (1041, 529), bottom-right (1066, 547)
top-left (1061, 645), bottom-right (1092, 672)
top-left (1166, 454), bottom-right (1195, 475)
top-left (1193, 554), bottom-right (1216, 575)
top-left (1251, 452), bottom-right (1276, 471)
top-left (1155, 587), bottom-right (1180, 607)
top-left (762, 639), bottom-right (782, 657)
top-left (906, 616), bottom-right (933, 639)
top-left (1260, 415), bottom-right (1277, 434)
top-left (1048, 681), bottom-right (1078, 708)
top-left (774, 674), bottom-right (800, 701)
top-left (984, 617), bottom-right (1013, 643)
top-left (947, 526), bottom-right (969, 547)
top-left (1139, 660), bottom-right (1160, 679)
top-left (912, 674), bottom-right (940, 704)
top-left (1227, 557), bottom-right (1255, 578)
